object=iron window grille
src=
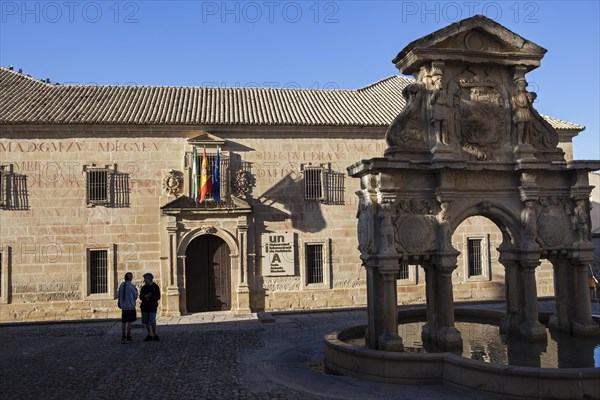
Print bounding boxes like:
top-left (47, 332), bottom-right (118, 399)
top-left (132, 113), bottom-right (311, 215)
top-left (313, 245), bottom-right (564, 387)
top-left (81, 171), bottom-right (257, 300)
top-left (306, 243), bottom-right (324, 284)
top-left (397, 264), bottom-right (410, 280)
top-left (88, 249), bottom-right (108, 294)
top-left (468, 238), bottom-right (483, 277)
top-left (0, 164), bottom-right (29, 210)
top-left (302, 163), bottom-right (345, 204)
top-left (84, 165), bottom-right (130, 207)
top-left (304, 166), bottom-right (324, 201)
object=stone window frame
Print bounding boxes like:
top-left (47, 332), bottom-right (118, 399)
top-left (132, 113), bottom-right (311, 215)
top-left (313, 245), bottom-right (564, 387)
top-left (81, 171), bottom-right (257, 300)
top-left (0, 246), bottom-right (11, 304)
top-left (83, 246), bottom-right (116, 300)
top-left (300, 238), bottom-right (332, 290)
top-left (397, 264), bottom-right (419, 286)
top-left (462, 234), bottom-right (491, 282)
top-left (83, 164), bottom-right (130, 208)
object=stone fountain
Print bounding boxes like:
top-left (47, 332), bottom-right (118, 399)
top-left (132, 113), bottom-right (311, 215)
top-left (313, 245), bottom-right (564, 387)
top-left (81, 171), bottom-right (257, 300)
top-left (325, 15), bottom-right (600, 400)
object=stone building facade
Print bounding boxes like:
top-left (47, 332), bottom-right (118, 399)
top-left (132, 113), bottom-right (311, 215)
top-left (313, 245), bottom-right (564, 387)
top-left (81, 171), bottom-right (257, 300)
top-left (0, 47), bottom-right (592, 321)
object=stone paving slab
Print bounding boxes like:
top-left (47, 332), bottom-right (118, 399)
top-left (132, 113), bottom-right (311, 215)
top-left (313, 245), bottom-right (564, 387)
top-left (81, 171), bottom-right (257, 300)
top-left (2, 300), bottom-right (595, 400)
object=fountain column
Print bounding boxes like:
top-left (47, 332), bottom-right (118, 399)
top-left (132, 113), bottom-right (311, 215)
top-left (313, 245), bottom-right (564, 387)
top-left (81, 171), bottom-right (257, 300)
top-left (421, 263), bottom-right (438, 344)
top-left (499, 249), bottom-right (520, 335)
top-left (435, 261), bottom-right (462, 349)
top-left (548, 258), bottom-right (572, 332)
top-left (365, 259), bottom-right (385, 349)
top-left (518, 260), bottom-right (546, 340)
top-left (378, 260), bottom-right (403, 351)
top-left (572, 261), bottom-right (599, 336)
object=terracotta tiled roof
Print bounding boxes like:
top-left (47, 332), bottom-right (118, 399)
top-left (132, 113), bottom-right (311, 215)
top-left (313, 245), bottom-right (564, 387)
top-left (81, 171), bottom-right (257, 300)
top-left (0, 67), bottom-right (583, 130)
top-left (539, 115), bottom-right (584, 131)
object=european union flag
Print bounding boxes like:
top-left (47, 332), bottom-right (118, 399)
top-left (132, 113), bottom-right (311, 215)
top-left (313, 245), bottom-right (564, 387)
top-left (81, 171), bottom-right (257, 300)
top-left (213, 147), bottom-right (220, 201)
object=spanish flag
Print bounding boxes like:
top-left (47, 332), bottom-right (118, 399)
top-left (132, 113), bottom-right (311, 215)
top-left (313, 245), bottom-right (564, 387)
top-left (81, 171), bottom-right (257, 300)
top-left (199, 147), bottom-right (212, 203)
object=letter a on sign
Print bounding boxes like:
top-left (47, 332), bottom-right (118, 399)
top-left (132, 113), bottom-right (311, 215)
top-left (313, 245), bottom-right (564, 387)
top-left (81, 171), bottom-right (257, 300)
top-left (271, 254), bottom-right (281, 264)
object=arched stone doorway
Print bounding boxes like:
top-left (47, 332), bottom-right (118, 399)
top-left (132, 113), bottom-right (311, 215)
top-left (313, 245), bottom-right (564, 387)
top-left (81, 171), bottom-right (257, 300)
top-left (185, 234), bottom-right (232, 312)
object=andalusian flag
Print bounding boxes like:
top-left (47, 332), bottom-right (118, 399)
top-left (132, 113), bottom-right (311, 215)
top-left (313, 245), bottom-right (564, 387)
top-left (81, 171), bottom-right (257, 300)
top-left (199, 147), bottom-right (212, 203)
top-left (213, 147), bottom-right (221, 202)
top-left (191, 146), bottom-right (198, 203)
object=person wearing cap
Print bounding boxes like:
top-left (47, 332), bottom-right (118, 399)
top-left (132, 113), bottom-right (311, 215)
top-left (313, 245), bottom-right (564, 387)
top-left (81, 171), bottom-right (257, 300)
top-left (140, 272), bottom-right (161, 341)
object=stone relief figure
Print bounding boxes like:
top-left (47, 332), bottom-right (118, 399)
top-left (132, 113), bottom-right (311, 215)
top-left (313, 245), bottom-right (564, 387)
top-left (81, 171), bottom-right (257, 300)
top-left (385, 83), bottom-right (426, 147)
top-left (437, 202), bottom-right (453, 250)
top-left (379, 205), bottom-right (396, 254)
top-left (521, 200), bottom-right (539, 249)
top-left (511, 78), bottom-right (537, 145)
top-left (429, 76), bottom-right (450, 145)
top-left (357, 204), bottom-right (372, 253)
top-left (572, 199), bottom-right (589, 243)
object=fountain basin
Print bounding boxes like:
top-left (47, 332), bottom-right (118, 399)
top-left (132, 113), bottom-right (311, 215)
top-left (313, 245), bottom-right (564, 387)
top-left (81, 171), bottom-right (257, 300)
top-left (324, 308), bottom-right (600, 400)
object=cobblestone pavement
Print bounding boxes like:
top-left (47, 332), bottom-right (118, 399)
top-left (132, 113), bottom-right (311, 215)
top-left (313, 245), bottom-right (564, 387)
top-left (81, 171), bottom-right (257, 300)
top-left (0, 300), bottom-right (596, 400)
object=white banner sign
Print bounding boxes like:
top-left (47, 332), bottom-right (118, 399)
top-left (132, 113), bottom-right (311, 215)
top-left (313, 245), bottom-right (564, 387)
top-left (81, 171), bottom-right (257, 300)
top-left (262, 232), bottom-right (295, 276)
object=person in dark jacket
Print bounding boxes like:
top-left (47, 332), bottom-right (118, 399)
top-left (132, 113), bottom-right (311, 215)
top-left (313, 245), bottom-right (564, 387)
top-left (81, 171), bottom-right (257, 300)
top-left (140, 272), bottom-right (161, 341)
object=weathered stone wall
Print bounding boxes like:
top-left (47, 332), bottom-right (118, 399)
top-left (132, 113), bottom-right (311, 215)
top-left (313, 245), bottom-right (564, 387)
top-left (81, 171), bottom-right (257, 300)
top-left (0, 132), bottom-right (178, 320)
top-left (0, 129), bottom-right (558, 321)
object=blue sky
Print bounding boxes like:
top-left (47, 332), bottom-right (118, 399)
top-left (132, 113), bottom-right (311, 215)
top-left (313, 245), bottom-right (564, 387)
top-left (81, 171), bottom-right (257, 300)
top-left (1, 0), bottom-right (598, 160)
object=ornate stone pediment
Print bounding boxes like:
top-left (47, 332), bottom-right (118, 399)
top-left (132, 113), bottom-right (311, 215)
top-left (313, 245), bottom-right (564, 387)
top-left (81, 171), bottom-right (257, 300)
top-left (385, 15), bottom-right (563, 164)
top-left (187, 131), bottom-right (226, 146)
top-left (393, 15), bottom-right (546, 74)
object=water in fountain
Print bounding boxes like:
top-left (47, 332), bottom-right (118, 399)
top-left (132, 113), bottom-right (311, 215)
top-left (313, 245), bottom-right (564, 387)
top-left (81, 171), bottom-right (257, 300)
top-left (346, 318), bottom-right (600, 368)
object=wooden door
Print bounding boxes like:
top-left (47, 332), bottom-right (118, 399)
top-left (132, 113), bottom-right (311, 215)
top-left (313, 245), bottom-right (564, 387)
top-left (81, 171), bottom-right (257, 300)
top-left (185, 235), bottom-right (231, 312)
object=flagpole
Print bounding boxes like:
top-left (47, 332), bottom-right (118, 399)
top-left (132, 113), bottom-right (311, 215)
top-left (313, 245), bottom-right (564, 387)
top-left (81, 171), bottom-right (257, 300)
top-left (192, 145), bottom-right (198, 207)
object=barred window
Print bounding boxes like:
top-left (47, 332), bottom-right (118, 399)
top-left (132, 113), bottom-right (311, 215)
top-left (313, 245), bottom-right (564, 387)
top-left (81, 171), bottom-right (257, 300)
top-left (397, 264), bottom-right (409, 280)
top-left (85, 165), bottom-right (130, 207)
top-left (468, 239), bottom-right (483, 277)
top-left (306, 244), bottom-right (324, 284)
top-left (304, 167), bottom-right (323, 200)
top-left (323, 170), bottom-right (345, 205)
top-left (0, 164), bottom-right (29, 210)
top-left (88, 249), bottom-right (108, 294)
top-left (302, 164), bottom-right (344, 204)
